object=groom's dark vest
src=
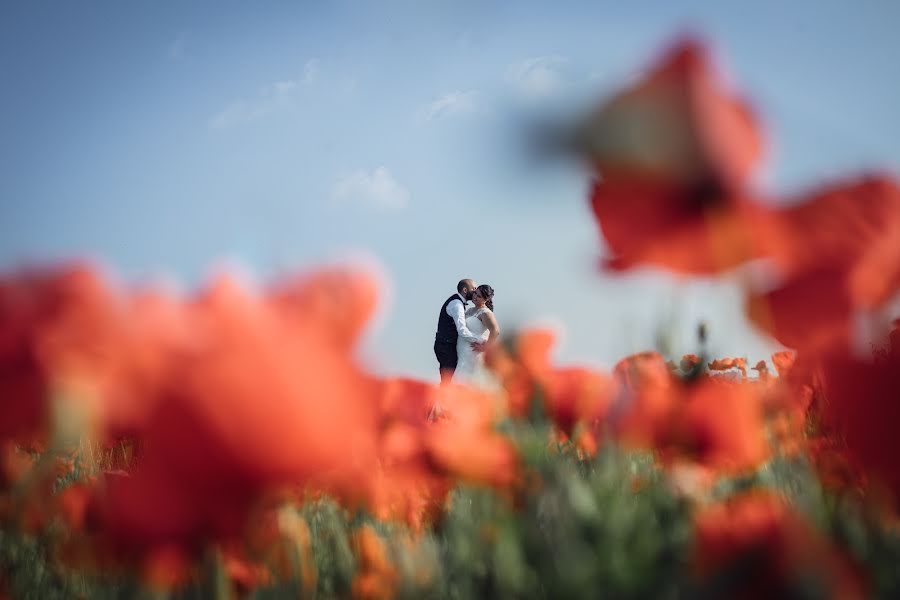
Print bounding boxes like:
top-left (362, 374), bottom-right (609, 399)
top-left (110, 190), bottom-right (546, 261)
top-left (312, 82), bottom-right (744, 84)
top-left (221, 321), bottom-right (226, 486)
top-left (435, 294), bottom-right (465, 346)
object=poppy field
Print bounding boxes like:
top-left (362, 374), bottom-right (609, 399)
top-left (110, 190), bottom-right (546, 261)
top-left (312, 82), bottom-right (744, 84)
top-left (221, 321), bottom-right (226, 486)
top-left (2, 39), bottom-right (900, 599)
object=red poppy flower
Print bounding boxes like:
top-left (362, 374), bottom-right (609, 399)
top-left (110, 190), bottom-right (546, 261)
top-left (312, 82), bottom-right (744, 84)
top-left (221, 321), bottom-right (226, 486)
top-left (694, 492), bottom-right (864, 599)
top-left (90, 268), bottom-right (381, 557)
top-left (582, 38), bottom-right (769, 273)
top-left (762, 176), bottom-right (900, 309)
top-left (747, 176), bottom-right (900, 355)
top-left (0, 263), bottom-right (121, 443)
top-left (610, 351), bottom-right (676, 447)
top-left (817, 349), bottom-right (900, 510)
top-left (660, 378), bottom-right (769, 474)
top-left (423, 385), bottom-right (517, 488)
top-left (495, 329), bottom-right (612, 434)
top-left (352, 525), bottom-right (398, 600)
top-left (707, 357), bottom-right (748, 377)
top-left (612, 352), bottom-right (768, 473)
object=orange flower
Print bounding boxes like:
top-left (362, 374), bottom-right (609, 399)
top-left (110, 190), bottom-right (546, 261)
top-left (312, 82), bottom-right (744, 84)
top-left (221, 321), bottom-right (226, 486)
top-left (222, 544), bottom-right (273, 593)
top-left (140, 545), bottom-right (193, 593)
top-left (680, 354), bottom-right (702, 373)
top-left (611, 351), bottom-right (676, 447)
top-left (751, 360), bottom-right (771, 382)
top-left (542, 367), bottom-right (613, 436)
top-left (660, 378), bottom-right (769, 474)
top-left (245, 506), bottom-right (315, 588)
top-left (694, 492), bottom-right (864, 599)
top-left (423, 385), bottom-right (517, 488)
top-left (351, 525), bottom-right (398, 600)
top-left (500, 329), bottom-right (613, 434)
top-left (613, 353), bottom-right (769, 474)
top-left (707, 356), bottom-right (747, 377)
top-left (356, 377), bottom-right (458, 530)
top-left (771, 351), bottom-right (795, 377)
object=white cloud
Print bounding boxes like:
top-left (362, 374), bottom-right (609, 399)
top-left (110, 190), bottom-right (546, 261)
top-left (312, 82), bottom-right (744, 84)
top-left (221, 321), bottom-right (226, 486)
top-left (417, 90), bottom-right (481, 121)
top-left (331, 167), bottom-right (410, 210)
top-left (505, 55), bottom-right (568, 99)
top-left (209, 59), bottom-right (320, 129)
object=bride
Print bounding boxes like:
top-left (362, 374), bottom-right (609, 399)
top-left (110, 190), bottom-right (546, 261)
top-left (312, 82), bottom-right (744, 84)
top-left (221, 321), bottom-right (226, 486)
top-left (455, 284), bottom-right (500, 385)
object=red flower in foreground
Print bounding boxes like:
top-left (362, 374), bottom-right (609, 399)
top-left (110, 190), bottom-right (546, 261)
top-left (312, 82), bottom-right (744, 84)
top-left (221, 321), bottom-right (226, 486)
top-left (90, 268), bottom-right (381, 557)
top-left (762, 176), bottom-right (900, 310)
top-left (0, 263), bottom-right (192, 446)
top-left (817, 349), bottom-right (900, 510)
top-left (694, 492), bottom-right (864, 599)
top-left (0, 264), bottom-right (120, 443)
top-left (424, 385), bottom-right (517, 489)
top-left (582, 38), bottom-right (768, 273)
top-left (747, 176), bottom-right (900, 355)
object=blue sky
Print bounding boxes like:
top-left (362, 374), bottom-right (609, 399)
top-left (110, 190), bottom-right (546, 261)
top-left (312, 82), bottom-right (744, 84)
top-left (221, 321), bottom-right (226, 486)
top-left (2, 1), bottom-right (899, 379)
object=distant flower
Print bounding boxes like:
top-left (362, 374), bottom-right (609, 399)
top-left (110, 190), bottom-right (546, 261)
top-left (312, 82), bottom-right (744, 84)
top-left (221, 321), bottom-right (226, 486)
top-left (680, 353), bottom-right (702, 373)
top-left (770, 351), bottom-right (795, 377)
top-left (489, 329), bottom-right (613, 435)
top-left (707, 356), bottom-right (747, 378)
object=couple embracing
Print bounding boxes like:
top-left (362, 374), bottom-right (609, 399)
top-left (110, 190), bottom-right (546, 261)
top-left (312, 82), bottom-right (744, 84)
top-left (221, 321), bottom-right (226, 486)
top-left (433, 279), bottom-right (500, 386)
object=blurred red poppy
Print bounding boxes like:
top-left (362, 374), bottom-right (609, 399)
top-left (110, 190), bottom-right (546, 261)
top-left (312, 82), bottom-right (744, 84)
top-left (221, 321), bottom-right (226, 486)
top-left (424, 385), bottom-right (517, 488)
top-left (747, 176), bottom-right (900, 355)
top-left (817, 349), bottom-right (900, 510)
top-left (582, 38), bottom-right (769, 273)
top-left (90, 268), bottom-right (381, 557)
top-left (494, 329), bottom-right (613, 434)
top-left (694, 492), bottom-right (864, 599)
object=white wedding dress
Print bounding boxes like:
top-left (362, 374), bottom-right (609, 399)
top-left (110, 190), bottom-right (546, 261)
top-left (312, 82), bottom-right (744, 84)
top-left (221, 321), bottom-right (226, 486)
top-left (454, 308), bottom-right (495, 387)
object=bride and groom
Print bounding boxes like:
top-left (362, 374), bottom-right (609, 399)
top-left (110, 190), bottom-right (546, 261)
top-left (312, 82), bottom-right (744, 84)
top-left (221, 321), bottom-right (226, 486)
top-left (433, 279), bottom-right (500, 386)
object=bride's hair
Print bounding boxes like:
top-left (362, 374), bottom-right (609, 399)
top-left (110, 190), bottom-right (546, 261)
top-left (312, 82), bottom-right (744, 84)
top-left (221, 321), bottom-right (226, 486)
top-left (476, 284), bottom-right (495, 312)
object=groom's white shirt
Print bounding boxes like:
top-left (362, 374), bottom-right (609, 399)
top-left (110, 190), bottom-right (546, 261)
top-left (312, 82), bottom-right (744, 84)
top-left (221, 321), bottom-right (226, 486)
top-left (447, 293), bottom-right (481, 344)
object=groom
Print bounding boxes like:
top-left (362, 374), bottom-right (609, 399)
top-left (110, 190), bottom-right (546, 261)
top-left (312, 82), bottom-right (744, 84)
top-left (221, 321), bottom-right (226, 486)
top-left (434, 278), bottom-right (486, 384)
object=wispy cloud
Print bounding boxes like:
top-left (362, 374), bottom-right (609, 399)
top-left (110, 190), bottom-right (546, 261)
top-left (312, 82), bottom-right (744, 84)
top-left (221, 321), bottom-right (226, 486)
top-left (505, 55), bottom-right (568, 99)
top-left (209, 59), bottom-right (320, 129)
top-left (417, 90), bottom-right (481, 121)
top-left (331, 167), bottom-right (410, 210)
top-left (301, 58), bottom-right (320, 85)
top-left (168, 32), bottom-right (187, 61)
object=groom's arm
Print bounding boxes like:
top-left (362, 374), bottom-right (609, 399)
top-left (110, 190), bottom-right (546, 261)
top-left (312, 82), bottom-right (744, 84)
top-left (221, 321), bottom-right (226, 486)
top-left (447, 299), bottom-right (481, 343)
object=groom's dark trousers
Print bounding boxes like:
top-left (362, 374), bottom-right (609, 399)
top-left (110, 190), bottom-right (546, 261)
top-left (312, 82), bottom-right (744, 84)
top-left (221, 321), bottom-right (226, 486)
top-left (434, 341), bottom-right (457, 384)
top-left (435, 293), bottom-right (463, 385)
